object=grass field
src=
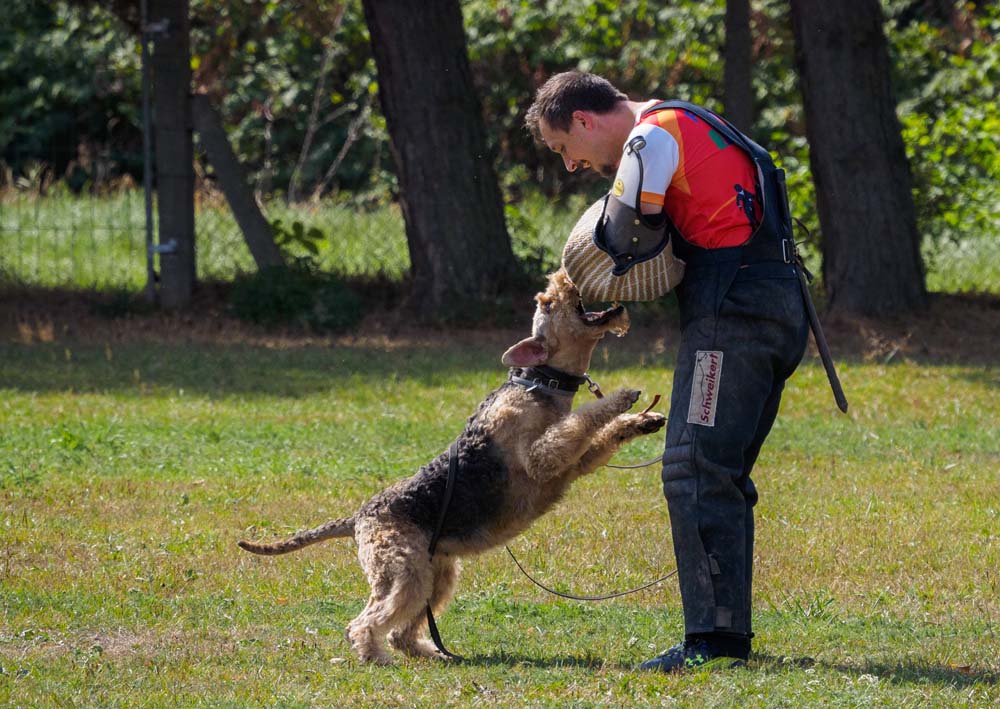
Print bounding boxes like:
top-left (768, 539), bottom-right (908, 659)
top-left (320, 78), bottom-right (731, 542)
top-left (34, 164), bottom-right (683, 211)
top-left (1, 322), bottom-right (998, 706)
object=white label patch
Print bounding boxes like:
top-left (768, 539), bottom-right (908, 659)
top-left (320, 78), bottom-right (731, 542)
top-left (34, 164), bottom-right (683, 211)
top-left (687, 350), bottom-right (724, 427)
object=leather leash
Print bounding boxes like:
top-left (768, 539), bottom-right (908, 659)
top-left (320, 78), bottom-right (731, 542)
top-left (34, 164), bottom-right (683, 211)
top-left (793, 249), bottom-right (849, 413)
top-left (425, 441), bottom-right (462, 660)
top-left (786, 219), bottom-right (848, 414)
top-left (505, 545), bottom-right (676, 601)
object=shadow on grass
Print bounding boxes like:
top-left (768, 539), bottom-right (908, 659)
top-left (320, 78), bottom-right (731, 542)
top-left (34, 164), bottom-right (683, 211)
top-left (459, 651), bottom-right (628, 671)
top-left (463, 651), bottom-right (998, 686)
top-left (0, 338), bottom-right (669, 397)
top-left (754, 652), bottom-right (998, 688)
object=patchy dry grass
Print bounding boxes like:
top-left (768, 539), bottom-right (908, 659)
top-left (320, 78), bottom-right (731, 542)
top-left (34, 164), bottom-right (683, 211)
top-left (1, 326), bottom-right (998, 706)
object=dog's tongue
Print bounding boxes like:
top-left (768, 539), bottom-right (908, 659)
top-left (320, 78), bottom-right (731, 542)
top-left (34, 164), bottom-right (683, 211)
top-left (581, 303), bottom-right (625, 327)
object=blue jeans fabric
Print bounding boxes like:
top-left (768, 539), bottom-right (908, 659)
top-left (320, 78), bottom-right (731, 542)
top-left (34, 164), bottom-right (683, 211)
top-left (661, 253), bottom-right (808, 636)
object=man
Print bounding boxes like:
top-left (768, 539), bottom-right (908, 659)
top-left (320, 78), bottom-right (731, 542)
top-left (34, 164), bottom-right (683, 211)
top-left (525, 71), bottom-right (809, 671)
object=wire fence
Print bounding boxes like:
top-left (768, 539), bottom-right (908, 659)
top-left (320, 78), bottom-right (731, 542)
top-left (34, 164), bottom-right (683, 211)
top-left (0, 154), bottom-right (411, 293)
top-left (0, 188), bottom-right (146, 290)
top-left (4, 133), bottom-right (999, 297)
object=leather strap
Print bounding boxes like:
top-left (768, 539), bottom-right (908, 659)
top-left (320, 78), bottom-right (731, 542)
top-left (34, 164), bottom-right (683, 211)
top-left (425, 442), bottom-right (462, 660)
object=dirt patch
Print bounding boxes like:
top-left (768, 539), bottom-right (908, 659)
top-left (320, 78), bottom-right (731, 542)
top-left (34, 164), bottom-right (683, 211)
top-left (2, 286), bottom-right (999, 365)
top-left (817, 292), bottom-right (1000, 365)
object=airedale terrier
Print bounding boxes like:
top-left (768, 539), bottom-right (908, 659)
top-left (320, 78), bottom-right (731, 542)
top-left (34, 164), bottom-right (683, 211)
top-left (238, 269), bottom-right (665, 664)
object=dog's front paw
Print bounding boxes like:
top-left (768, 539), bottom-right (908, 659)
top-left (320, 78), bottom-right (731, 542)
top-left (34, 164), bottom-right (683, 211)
top-left (616, 412), bottom-right (666, 439)
top-left (633, 411), bottom-right (667, 435)
top-left (610, 388), bottom-right (642, 412)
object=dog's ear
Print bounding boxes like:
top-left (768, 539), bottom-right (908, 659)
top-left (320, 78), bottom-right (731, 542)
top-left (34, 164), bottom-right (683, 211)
top-left (501, 336), bottom-right (548, 367)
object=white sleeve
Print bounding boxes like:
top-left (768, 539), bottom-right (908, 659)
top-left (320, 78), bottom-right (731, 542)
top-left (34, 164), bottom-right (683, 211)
top-left (610, 122), bottom-right (680, 209)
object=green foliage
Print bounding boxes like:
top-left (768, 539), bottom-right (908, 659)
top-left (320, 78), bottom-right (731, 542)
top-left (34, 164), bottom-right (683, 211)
top-left (270, 218), bottom-right (324, 257)
top-left (228, 258), bottom-right (362, 332)
top-left (503, 196), bottom-right (586, 282)
top-left (0, 0), bottom-right (142, 188)
top-left (464, 0), bottom-right (726, 196)
top-left (3, 190), bottom-right (998, 296)
top-left (187, 0), bottom-right (387, 197)
top-left (889, 4), bottom-right (1000, 252)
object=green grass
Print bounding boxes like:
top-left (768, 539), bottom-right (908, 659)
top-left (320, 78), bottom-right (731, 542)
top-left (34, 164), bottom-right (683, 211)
top-left (2, 189), bottom-right (999, 295)
top-left (1, 332), bottom-right (998, 706)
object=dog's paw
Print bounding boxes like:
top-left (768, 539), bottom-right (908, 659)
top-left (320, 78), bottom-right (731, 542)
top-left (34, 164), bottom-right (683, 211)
top-left (634, 411), bottom-right (667, 435)
top-left (610, 388), bottom-right (642, 412)
top-left (616, 412), bottom-right (666, 438)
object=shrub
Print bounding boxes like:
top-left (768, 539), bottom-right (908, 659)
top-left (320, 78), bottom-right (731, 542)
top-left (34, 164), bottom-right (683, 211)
top-left (228, 258), bottom-right (362, 332)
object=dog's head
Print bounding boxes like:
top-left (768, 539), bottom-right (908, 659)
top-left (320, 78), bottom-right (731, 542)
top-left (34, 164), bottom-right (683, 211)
top-left (501, 269), bottom-right (629, 372)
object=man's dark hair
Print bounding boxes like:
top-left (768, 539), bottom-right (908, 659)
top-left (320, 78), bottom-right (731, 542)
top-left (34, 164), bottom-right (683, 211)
top-left (524, 71), bottom-right (628, 141)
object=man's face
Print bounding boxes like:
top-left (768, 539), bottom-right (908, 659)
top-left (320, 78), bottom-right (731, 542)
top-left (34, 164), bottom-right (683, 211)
top-left (539, 113), bottom-right (619, 178)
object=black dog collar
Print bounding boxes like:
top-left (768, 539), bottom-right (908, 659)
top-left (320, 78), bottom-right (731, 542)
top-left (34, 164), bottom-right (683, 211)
top-left (508, 366), bottom-right (589, 396)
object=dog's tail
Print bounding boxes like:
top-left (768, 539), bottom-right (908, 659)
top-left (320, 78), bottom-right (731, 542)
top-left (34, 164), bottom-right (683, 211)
top-left (237, 516), bottom-right (355, 556)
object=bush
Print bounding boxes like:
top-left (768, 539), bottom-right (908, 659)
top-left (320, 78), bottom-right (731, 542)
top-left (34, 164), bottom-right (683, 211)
top-left (228, 258), bottom-right (363, 332)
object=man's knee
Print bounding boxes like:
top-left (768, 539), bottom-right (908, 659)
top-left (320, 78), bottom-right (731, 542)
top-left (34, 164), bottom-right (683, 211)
top-left (661, 442), bottom-right (695, 502)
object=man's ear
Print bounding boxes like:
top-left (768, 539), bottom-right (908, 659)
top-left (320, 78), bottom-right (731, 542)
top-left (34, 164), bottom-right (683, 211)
top-left (572, 110), bottom-right (593, 130)
top-left (501, 336), bottom-right (548, 367)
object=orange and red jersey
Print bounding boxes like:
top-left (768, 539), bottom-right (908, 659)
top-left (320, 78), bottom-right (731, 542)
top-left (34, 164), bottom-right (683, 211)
top-left (612, 100), bottom-right (762, 249)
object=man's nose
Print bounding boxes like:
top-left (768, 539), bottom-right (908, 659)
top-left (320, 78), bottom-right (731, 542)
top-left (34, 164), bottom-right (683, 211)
top-left (562, 155), bottom-right (578, 172)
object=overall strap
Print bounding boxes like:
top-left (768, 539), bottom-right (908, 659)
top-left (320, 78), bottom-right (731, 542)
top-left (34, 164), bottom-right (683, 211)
top-left (641, 100), bottom-right (774, 165)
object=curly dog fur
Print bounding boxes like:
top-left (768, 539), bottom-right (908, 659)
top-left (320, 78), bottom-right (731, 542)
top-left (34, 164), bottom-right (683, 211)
top-left (238, 269), bottom-right (665, 664)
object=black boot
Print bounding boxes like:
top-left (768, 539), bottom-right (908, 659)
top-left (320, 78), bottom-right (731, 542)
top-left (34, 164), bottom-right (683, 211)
top-left (639, 635), bottom-right (749, 673)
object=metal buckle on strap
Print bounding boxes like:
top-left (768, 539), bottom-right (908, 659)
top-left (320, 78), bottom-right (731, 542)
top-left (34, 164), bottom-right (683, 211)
top-left (781, 238), bottom-right (795, 264)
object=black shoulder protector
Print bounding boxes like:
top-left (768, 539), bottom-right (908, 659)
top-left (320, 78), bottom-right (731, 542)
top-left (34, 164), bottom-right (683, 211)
top-left (592, 135), bottom-right (675, 276)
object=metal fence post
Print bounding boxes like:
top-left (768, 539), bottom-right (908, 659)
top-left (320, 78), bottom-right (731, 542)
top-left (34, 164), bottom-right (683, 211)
top-left (149, 0), bottom-right (195, 309)
top-left (140, 0), bottom-right (158, 304)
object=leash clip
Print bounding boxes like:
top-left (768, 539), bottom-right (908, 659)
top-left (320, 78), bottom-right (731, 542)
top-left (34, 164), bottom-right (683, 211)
top-left (583, 373), bottom-right (604, 399)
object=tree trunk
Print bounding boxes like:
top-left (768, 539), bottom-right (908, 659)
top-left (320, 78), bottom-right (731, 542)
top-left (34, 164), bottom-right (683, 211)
top-left (790, 0), bottom-right (927, 316)
top-left (723, 0), bottom-right (754, 132)
top-left (361, 0), bottom-right (519, 314)
top-left (150, 0), bottom-right (195, 309)
top-left (191, 94), bottom-right (285, 270)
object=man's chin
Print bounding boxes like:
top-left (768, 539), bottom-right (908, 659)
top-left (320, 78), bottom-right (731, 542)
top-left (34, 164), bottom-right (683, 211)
top-left (597, 164), bottom-right (616, 178)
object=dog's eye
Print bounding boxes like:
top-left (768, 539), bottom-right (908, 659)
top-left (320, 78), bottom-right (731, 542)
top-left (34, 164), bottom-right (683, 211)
top-left (542, 303), bottom-right (553, 314)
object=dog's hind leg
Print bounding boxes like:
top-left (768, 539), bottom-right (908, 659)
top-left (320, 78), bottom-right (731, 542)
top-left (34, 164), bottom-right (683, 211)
top-left (345, 521), bottom-right (433, 665)
top-left (388, 555), bottom-right (462, 660)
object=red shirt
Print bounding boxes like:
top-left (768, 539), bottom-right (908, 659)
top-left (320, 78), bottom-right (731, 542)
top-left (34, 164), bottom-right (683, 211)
top-left (632, 102), bottom-right (761, 248)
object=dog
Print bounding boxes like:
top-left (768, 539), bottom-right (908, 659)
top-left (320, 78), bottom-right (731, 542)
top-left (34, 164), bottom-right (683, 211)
top-left (238, 269), bottom-right (666, 664)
